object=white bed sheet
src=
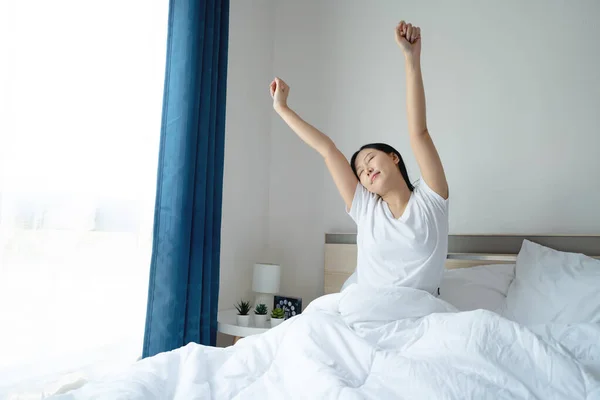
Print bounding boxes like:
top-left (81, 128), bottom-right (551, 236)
top-left (51, 284), bottom-right (600, 400)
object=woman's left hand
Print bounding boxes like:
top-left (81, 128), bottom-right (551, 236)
top-left (395, 21), bottom-right (421, 59)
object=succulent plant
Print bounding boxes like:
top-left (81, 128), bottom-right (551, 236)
top-left (271, 307), bottom-right (285, 319)
top-left (254, 303), bottom-right (268, 315)
top-left (235, 300), bottom-right (251, 315)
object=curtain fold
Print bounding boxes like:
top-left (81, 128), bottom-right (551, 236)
top-left (143, 0), bottom-right (229, 358)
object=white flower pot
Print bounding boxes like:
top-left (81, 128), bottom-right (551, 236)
top-left (236, 314), bottom-right (250, 327)
top-left (254, 314), bottom-right (267, 328)
top-left (270, 317), bottom-right (284, 328)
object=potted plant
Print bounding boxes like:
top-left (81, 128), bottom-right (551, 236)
top-left (254, 303), bottom-right (268, 327)
top-left (270, 307), bottom-right (285, 328)
top-left (235, 300), bottom-right (251, 327)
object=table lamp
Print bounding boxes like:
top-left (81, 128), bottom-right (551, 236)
top-left (252, 263), bottom-right (281, 313)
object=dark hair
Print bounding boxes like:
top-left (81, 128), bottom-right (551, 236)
top-left (350, 143), bottom-right (414, 192)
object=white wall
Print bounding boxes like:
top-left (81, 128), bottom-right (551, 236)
top-left (219, 0), bottom-right (274, 321)
top-left (264, 1), bottom-right (334, 309)
top-left (265, 0), bottom-right (600, 305)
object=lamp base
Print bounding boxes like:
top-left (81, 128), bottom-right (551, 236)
top-left (254, 293), bottom-right (275, 314)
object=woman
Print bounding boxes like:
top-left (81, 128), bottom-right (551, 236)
top-left (270, 21), bottom-right (449, 295)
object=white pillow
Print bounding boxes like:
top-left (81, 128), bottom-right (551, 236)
top-left (498, 240), bottom-right (600, 325)
top-left (439, 264), bottom-right (515, 312)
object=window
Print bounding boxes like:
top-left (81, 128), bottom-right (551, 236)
top-left (0, 1), bottom-right (168, 396)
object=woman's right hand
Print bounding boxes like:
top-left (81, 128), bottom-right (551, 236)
top-left (270, 77), bottom-right (289, 111)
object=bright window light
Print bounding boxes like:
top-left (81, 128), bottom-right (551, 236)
top-left (0, 1), bottom-right (168, 397)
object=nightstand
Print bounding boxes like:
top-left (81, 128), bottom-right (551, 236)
top-left (217, 309), bottom-right (270, 344)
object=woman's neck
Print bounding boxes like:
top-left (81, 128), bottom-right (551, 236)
top-left (381, 181), bottom-right (412, 218)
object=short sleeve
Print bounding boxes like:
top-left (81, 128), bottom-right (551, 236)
top-left (346, 183), bottom-right (374, 224)
top-left (416, 178), bottom-right (449, 214)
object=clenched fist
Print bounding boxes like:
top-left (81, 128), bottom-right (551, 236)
top-left (395, 21), bottom-right (421, 59)
top-left (269, 77), bottom-right (289, 111)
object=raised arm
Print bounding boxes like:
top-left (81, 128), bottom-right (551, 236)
top-left (270, 78), bottom-right (358, 209)
top-left (395, 22), bottom-right (449, 199)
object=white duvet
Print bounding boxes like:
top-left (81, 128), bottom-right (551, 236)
top-left (52, 285), bottom-right (600, 399)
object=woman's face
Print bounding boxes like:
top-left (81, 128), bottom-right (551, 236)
top-left (354, 149), bottom-right (399, 194)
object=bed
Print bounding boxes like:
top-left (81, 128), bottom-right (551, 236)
top-left (51, 234), bottom-right (600, 399)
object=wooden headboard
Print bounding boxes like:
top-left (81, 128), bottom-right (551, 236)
top-left (324, 234), bottom-right (600, 294)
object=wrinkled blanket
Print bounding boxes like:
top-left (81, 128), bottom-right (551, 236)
top-left (52, 284), bottom-right (600, 399)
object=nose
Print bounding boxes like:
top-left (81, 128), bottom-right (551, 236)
top-left (367, 167), bottom-right (373, 176)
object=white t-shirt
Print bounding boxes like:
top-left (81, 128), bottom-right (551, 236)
top-left (347, 178), bottom-right (449, 294)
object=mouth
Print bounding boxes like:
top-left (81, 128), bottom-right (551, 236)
top-left (370, 171), bottom-right (380, 183)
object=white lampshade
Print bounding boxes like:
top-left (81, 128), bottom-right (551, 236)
top-left (252, 263), bottom-right (281, 294)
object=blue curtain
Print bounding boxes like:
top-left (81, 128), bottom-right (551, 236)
top-left (142, 0), bottom-right (230, 358)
